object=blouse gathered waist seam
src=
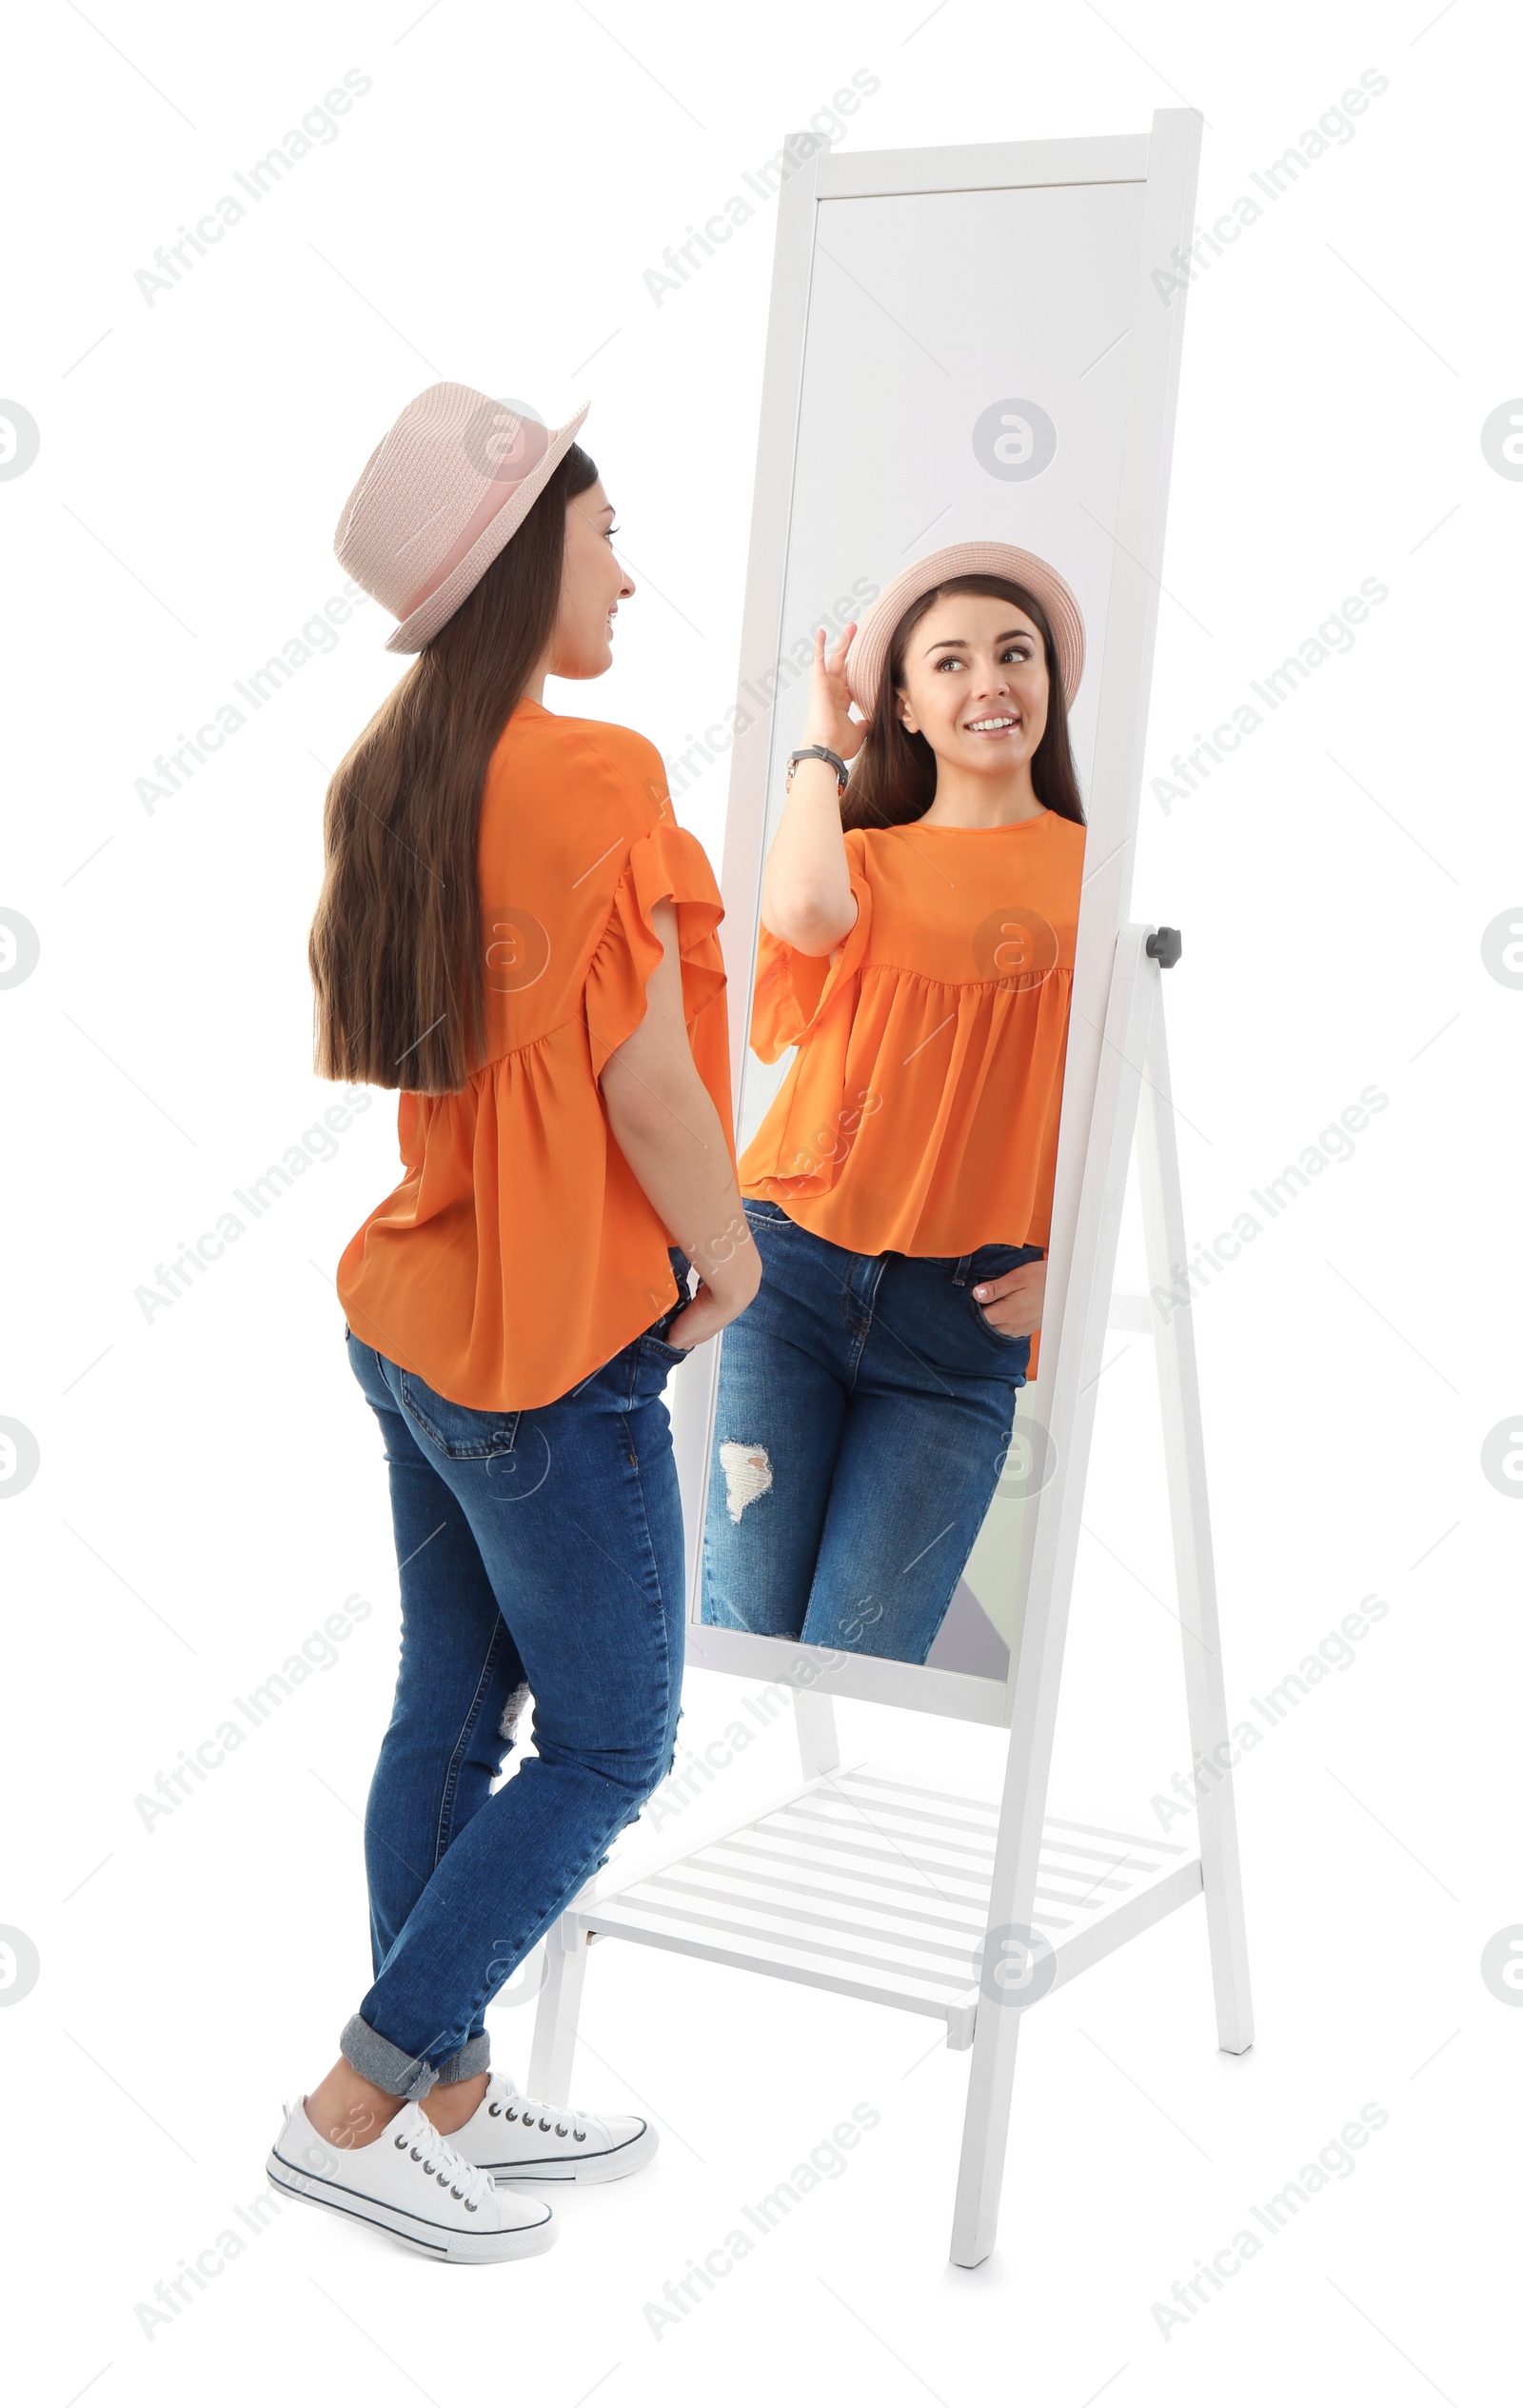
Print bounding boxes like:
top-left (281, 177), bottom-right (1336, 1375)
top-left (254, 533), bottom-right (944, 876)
top-left (841, 959), bottom-right (1075, 989)
top-left (426, 980), bottom-right (722, 1087)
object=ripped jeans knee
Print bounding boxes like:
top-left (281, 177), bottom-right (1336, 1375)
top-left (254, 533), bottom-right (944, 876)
top-left (719, 1440), bottom-right (773, 1522)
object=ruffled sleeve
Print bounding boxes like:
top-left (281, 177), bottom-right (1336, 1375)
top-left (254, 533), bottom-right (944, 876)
top-left (583, 817), bottom-right (729, 1078)
top-left (748, 856), bottom-right (873, 1065)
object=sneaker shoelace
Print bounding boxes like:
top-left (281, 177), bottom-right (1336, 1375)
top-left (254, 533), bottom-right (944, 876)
top-left (488, 2086), bottom-right (590, 2144)
top-left (394, 2112), bottom-right (495, 2213)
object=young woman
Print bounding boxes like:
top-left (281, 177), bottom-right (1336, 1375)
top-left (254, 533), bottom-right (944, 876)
top-left (267, 381), bottom-right (758, 2263)
top-left (702, 541), bottom-right (1087, 1667)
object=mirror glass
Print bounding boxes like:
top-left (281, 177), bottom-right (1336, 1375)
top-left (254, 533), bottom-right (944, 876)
top-left (698, 171), bottom-right (1148, 1672)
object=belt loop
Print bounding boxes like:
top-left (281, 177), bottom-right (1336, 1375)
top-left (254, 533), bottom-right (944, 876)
top-left (951, 1252), bottom-right (973, 1287)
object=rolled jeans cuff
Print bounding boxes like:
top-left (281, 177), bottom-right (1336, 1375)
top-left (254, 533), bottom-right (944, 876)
top-left (340, 2012), bottom-right (490, 2100)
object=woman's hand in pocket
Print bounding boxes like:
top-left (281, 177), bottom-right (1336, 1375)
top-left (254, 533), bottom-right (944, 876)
top-left (973, 1259), bottom-right (1045, 1339)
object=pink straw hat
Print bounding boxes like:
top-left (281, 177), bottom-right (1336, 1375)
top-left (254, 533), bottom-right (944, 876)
top-left (334, 381), bottom-right (591, 653)
top-left (845, 539), bottom-right (1085, 717)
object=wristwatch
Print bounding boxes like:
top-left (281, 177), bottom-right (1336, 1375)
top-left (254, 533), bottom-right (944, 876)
top-left (785, 744), bottom-right (847, 796)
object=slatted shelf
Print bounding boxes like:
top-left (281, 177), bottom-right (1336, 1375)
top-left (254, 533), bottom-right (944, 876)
top-left (577, 1763), bottom-right (1200, 2047)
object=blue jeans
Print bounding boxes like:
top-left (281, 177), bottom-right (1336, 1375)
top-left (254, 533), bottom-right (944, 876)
top-left (338, 1255), bottom-right (692, 2101)
top-left (701, 1203), bottom-right (1041, 1664)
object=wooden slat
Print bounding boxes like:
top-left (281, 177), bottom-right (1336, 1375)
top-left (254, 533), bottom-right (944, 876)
top-left (702, 1835), bottom-right (1082, 1931)
top-left (586, 1907), bottom-right (975, 2028)
top-left (673, 1856), bottom-right (992, 1940)
top-left (835, 1768), bottom-right (1001, 1817)
top-left (586, 1897), bottom-right (967, 1994)
top-left (783, 1796), bottom-right (1000, 1853)
top-left (707, 1829), bottom-right (1125, 1921)
top-left (643, 1870), bottom-right (989, 1960)
top-left (770, 1805), bottom-right (996, 1872)
top-left (711, 1832), bottom-right (988, 1901)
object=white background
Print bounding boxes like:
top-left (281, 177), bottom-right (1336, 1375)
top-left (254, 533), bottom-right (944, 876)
top-left (2, 3), bottom-right (1519, 2402)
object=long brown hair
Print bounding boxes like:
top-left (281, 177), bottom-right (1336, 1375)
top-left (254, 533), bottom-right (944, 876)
top-left (308, 441), bottom-right (601, 1093)
top-left (841, 574), bottom-right (1086, 833)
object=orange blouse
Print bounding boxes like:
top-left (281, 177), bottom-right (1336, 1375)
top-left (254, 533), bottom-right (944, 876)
top-left (739, 810), bottom-right (1086, 1380)
top-left (336, 698), bottom-right (736, 1411)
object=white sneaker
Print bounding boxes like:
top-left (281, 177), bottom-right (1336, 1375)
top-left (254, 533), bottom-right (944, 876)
top-left (267, 2094), bottom-right (556, 2263)
top-left (446, 2072), bottom-right (658, 2184)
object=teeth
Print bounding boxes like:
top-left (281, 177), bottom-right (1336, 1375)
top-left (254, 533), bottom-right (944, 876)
top-left (967, 716), bottom-right (1016, 730)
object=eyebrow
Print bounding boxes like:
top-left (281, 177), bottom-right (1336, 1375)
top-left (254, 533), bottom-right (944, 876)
top-left (922, 627), bottom-right (1035, 655)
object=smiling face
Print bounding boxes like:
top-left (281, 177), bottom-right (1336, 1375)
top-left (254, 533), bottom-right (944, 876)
top-left (543, 476), bottom-right (635, 679)
top-left (892, 588), bottom-right (1050, 778)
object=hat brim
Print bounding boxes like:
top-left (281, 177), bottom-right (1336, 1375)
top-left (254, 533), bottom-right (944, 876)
top-left (844, 539), bottom-right (1085, 718)
top-left (384, 400), bottom-right (592, 653)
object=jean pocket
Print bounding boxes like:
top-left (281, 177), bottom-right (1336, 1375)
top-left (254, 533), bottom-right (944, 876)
top-left (968, 1296), bottom-right (1031, 1349)
top-left (641, 1334), bottom-right (692, 1366)
top-left (963, 1244), bottom-right (1041, 1345)
top-left (640, 1307), bottom-right (694, 1363)
top-left (398, 1370), bottom-right (522, 1460)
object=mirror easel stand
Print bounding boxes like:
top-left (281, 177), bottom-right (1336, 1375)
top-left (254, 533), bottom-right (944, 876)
top-left (527, 108), bottom-right (1251, 2269)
